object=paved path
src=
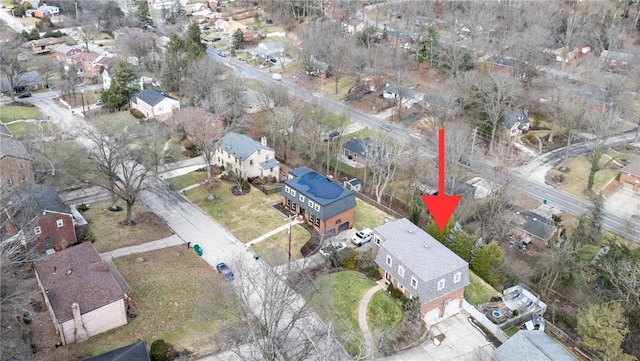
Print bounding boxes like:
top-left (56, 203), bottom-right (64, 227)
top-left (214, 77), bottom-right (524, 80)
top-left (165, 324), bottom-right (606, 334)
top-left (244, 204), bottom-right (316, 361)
top-left (359, 285), bottom-right (382, 360)
top-left (99, 234), bottom-right (184, 260)
top-left (246, 217), bottom-right (303, 247)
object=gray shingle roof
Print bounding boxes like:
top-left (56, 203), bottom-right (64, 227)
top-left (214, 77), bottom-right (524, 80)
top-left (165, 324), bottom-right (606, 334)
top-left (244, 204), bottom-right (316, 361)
top-left (289, 166), bottom-right (314, 178)
top-left (343, 137), bottom-right (371, 158)
top-left (503, 109), bottom-right (530, 129)
top-left (621, 155), bottom-right (640, 177)
top-left (83, 340), bottom-right (150, 361)
top-left (218, 132), bottom-right (273, 161)
top-left (54, 44), bottom-right (76, 54)
top-left (9, 183), bottom-right (69, 215)
top-left (260, 158), bottom-right (279, 170)
top-left (492, 331), bottom-right (577, 361)
top-left (133, 89), bottom-right (176, 107)
top-left (601, 50), bottom-right (634, 62)
top-left (489, 56), bottom-right (526, 69)
top-left (574, 86), bottom-right (612, 104)
top-left (0, 70), bottom-right (43, 92)
top-left (384, 84), bottom-right (422, 99)
top-left (0, 136), bottom-right (31, 160)
top-left (34, 242), bottom-right (124, 323)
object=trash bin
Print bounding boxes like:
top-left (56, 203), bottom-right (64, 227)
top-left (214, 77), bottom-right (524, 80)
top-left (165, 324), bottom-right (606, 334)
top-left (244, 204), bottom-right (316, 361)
top-left (253, 254), bottom-right (259, 260)
top-left (168, 183), bottom-right (175, 191)
top-left (193, 244), bottom-right (203, 256)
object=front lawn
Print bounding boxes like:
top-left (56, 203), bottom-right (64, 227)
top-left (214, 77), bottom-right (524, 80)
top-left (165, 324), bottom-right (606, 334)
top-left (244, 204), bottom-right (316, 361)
top-left (82, 201), bottom-right (174, 253)
top-left (5, 119), bottom-right (53, 138)
top-left (464, 271), bottom-right (499, 305)
top-left (248, 225), bottom-right (309, 265)
top-left (185, 182), bottom-right (309, 244)
top-left (0, 105), bottom-right (43, 123)
top-left (548, 155), bottom-right (619, 198)
top-left (82, 246), bottom-right (236, 357)
top-left (165, 171), bottom-right (206, 191)
top-left (367, 290), bottom-right (402, 341)
top-left (308, 271), bottom-right (376, 356)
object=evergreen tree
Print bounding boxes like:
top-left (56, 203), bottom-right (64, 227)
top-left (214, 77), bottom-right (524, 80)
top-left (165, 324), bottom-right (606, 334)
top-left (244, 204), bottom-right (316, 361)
top-left (577, 303), bottom-right (635, 361)
top-left (186, 23), bottom-right (206, 54)
top-left (408, 189), bottom-right (423, 225)
top-left (449, 231), bottom-right (477, 265)
top-left (472, 241), bottom-right (504, 286)
top-left (102, 60), bottom-right (139, 110)
top-left (135, 0), bottom-right (152, 27)
top-left (232, 28), bottom-right (245, 49)
top-left (426, 218), bottom-right (455, 244)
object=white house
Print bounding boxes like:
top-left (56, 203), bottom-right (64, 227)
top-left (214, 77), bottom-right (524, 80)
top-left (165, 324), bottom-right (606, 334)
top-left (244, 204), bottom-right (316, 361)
top-left (253, 41), bottom-right (285, 59)
top-left (383, 84), bottom-right (424, 108)
top-left (215, 19), bottom-right (229, 32)
top-left (130, 89), bottom-right (180, 121)
top-left (215, 132), bottom-right (279, 179)
top-left (102, 69), bottom-right (112, 91)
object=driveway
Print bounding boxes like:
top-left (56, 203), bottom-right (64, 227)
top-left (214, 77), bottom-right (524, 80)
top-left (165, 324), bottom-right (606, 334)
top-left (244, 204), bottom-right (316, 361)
top-left (604, 187), bottom-right (640, 237)
top-left (380, 311), bottom-right (494, 361)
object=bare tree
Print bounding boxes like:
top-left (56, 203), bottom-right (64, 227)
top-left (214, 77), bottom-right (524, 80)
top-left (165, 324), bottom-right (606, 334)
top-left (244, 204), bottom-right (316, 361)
top-left (25, 120), bottom-right (62, 177)
top-left (366, 134), bottom-right (407, 204)
top-left (182, 57), bottom-right (226, 108)
top-left (115, 31), bottom-right (156, 73)
top-left (0, 38), bottom-right (27, 102)
top-left (253, 81), bottom-right (291, 114)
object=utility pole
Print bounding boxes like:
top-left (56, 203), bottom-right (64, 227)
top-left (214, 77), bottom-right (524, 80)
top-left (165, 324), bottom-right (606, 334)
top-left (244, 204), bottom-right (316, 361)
top-left (75, 2), bottom-right (78, 22)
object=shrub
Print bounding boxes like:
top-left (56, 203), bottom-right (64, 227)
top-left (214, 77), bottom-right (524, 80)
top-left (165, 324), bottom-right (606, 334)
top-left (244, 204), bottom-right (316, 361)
top-left (402, 297), bottom-right (421, 323)
top-left (77, 203), bottom-right (89, 212)
top-left (83, 232), bottom-right (95, 243)
top-left (363, 266), bottom-right (381, 280)
top-left (262, 176), bottom-right (268, 184)
top-left (387, 283), bottom-right (403, 299)
top-left (130, 108), bottom-right (145, 119)
top-left (150, 339), bottom-right (169, 361)
top-left (523, 133), bottom-right (538, 146)
top-left (242, 180), bottom-right (250, 191)
top-left (337, 248), bottom-right (357, 269)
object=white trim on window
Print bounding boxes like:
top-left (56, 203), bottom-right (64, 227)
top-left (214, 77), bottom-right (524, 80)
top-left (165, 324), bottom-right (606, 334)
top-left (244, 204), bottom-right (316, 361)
top-left (437, 279), bottom-right (446, 290)
top-left (291, 190), bottom-right (296, 197)
top-left (454, 272), bottom-right (462, 283)
top-left (398, 265), bottom-right (405, 278)
top-left (56, 219), bottom-right (64, 228)
top-left (34, 226), bottom-right (41, 235)
top-left (314, 204), bottom-right (320, 212)
top-left (385, 255), bottom-right (392, 267)
top-left (299, 194), bottom-right (305, 202)
top-left (410, 277), bottom-right (418, 289)
top-left (285, 186), bottom-right (290, 193)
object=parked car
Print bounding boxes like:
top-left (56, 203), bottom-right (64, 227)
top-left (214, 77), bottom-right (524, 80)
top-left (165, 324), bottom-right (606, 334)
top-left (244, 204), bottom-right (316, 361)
top-left (203, 26), bottom-right (211, 31)
top-left (269, 58), bottom-right (277, 63)
top-left (212, 37), bottom-right (221, 42)
top-left (266, 18), bottom-right (273, 24)
top-left (218, 51), bottom-right (228, 57)
top-left (18, 92), bottom-right (31, 98)
top-left (351, 228), bottom-right (373, 246)
top-left (216, 262), bottom-right (235, 281)
top-left (95, 99), bottom-right (103, 106)
top-left (272, 73), bottom-right (282, 81)
top-left (319, 242), bottom-right (347, 257)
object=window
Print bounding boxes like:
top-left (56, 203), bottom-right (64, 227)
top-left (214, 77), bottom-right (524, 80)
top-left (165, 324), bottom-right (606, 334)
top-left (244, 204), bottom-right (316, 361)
top-left (18, 163), bottom-right (24, 169)
top-left (257, 149), bottom-right (261, 155)
top-left (308, 200), bottom-right (314, 208)
top-left (437, 279), bottom-right (445, 290)
top-left (285, 186), bottom-right (290, 193)
top-left (454, 272), bottom-right (461, 283)
top-left (374, 236), bottom-right (381, 245)
top-left (314, 217), bottom-right (320, 227)
top-left (292, 203), bottom-right (297, 212)
top-left (299, 194), bottom-right (305, 202)
top-left (398, 265), bottom-right (405, 278)
top-left (34, 226), bottom-right (41, 235)
top-left (250, 160), bottom-right (254, 165)
top-left (291, 190), bottom-right (296, 197)
top-left (385, 255), bottom-right (392, 267)
top-left (410, 277), bottom-right (418, 289)
top-left (314, 204), bottom-right (320, 212)
top-left (286, 199), bottom-right (291, 209)
top-left (309, 214), bottom-right (315, 224)
top-left (56, 219), bottom-right (64, 228)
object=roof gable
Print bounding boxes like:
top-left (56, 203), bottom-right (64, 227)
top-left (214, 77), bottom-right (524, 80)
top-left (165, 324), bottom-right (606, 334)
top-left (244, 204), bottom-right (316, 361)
top-left (33, 243), bottom-right (124, 323)
top-left (0, 136), bottom-right (31, 160)
top-left (7, 183), bottom-right (69, 216)
top-left (503, 109), bottom-right (529, 129)
top-left (493, 331), bottom-right (577, 361)
top-left (284, 168), bottom-right (355, 207)
top-left (218, 132), bottom-right (272, 161)
top-left (83, 340), bottom-right (150, 361)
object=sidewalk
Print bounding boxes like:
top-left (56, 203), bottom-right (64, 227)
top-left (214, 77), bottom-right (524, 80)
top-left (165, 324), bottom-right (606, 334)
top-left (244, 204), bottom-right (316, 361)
top-left (359, 284), bottom-right (383, 360)
top-left (100, 234), bottom-right (185, 260)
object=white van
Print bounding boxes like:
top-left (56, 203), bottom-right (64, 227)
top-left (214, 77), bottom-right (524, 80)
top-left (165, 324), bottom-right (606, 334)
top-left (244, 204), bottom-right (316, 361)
top-left (351, 228), bottom-right (373, 246)
top-left (272, 73), bottom-right (282, 81)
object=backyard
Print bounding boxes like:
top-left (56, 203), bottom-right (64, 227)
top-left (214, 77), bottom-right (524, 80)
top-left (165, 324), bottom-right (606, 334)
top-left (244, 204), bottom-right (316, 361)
top-left (464, 271), bottom-right (500, 305)
top-left (81, 246), bottom-right (235, 357)
top-left (81, 201), bottom-right (174, 253)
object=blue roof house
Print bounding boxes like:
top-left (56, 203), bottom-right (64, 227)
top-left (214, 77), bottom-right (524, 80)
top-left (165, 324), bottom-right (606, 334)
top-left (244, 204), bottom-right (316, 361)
top-left (215, 133), bottom-right (279, 179)
top-left (282, 167), bottom-right (356, 237)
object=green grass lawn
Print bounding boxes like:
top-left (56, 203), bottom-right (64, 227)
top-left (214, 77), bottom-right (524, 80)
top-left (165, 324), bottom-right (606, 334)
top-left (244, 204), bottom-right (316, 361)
top-left (0, 105), bottom-right (43, 123)
top-left (354, 199), bottom-right (391, 231)
top-left (82, 201), bottom-right (174, 253)
top-left (548, 155), bottom-right (619, 198)
top-left (504, 326), bottom-right (519, 337)
top-left (367, 290), bottom-right (402, 343)
top-left (166, 171), bottom-right (207, 191)
top-left (185, 182), bottom-right (309, 244)
top-left (5, 119), bottom-right (54, 138)
top-left (82, 247), bottom-right (235, 357)
top-left (308, 271), bottom-right (376, 357)
top-left (464, 271), bottom-right (499, 305)
top-left (248, 225), bottom-right (309, 265)
top-left (322, 76), bottom-right (357, 99)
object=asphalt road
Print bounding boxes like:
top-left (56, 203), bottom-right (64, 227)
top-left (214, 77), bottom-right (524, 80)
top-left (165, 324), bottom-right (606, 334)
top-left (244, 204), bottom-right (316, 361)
top-left (207, 50), bottom-right (640, 242)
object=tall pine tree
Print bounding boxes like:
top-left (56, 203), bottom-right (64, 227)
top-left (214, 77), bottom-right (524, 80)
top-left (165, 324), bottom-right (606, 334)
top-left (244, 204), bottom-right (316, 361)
top-left (102, 60), bottom-right (139, 110)
top-left (135, 0), bottom-right (152, 27)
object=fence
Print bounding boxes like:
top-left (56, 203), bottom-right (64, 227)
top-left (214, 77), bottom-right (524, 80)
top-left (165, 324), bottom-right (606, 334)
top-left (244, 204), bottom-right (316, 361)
top-left (252, 182), bottom-right (281, 195)
top-left (352, 189), bottom-right (404, 220)
top-left (545, 321), bottom-right (601, 361)
top-left (462, 300), bottom-right (509, 343)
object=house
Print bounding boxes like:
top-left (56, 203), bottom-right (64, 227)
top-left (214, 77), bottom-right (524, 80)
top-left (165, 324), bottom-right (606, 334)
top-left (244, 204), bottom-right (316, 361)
top-left (342, 137), bottom-right (375, 165)
top-left (323, 0), bottom-right (347, 20)
top-left (424, 95), bottom-right (462, 115)
top-left (371, 218), bottom-right (470, 324)
top-left (0, 135), bottom-right (34, 189)
top-left (253, 41), bottom-right (285, 59)
top-left (3, 184), bottom-right (77, 253)
top-left (487, 56), bottom-right (527, 78)
top-left (307, 55), bottom-right (329, 78)
top-left (54, 44), bottom-right (82, 64)
top-left (343, 178), bottom-right (361, 192)
top-left (360, 68), bottom-right (386, 92)
top-left (161, 107), bottom-right (220, 141)
top-left (214, 132), bottom-right (279, 179)
top-left (34, 242), bottom-right (128, 345)
top-left (541, 43), bottom-right (585, 63)
top-left (69, 52), bottom-right (108, 75)
top-left (83, 340), bottom-right (151, 361)
top-left (573, 86), bottom-right (612, 114)
top-left (600, 50), bottom-right (634, 71)
top-left (228, 19), bottom-right (252, 40)
top-left (214, 19), bottom-right (229, 32)
top-left (415, 16), bottom-right (447, 29)
top-left (383, 84), bottom-right (424, 108)
top-left (33, 5), bottom-right (60, 18)
top-left (385, 29), bottom-right (413, 48)
top-left (620, 155), bottom-right (640, 192)
top-left (0, 70), bottom-right (44, 93)
top-left (130, 89), bottom-right (180, 121)
top-left (503, 109), bottom-right (530, 142)
top-left (102, 69), bottom-right (112, 91)
top-left (282, 166), bottom-right (356, 237)
top-left (22, 37), bottom-right (65, 55)
top-left (506, 207), bottom-right (558, 244)
top-left (491, 330), bottom-right (577, 361)
top-left (342, 18), bottom-right (364, 34)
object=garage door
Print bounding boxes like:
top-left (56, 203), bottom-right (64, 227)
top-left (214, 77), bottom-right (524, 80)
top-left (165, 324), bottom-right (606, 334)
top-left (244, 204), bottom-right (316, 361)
top-left (444, 298), bottom-right (461, 317)
top-left (423, 308), bottom-right (440, 324)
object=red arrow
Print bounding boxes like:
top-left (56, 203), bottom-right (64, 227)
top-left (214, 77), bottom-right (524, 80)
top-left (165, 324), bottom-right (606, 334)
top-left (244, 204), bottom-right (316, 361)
top-left (422, 129), bottom-right (462, 231)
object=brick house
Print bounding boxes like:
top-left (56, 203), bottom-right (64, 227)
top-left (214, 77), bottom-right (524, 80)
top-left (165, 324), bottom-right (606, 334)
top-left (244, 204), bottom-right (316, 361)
top-left (3, 184), bottom-right (77, 253)
top-left (34, 242), bottom-right (128, 345)
top-left (371, 218), bottom-right (470, 324)
top-left (503, 109), bottom-right (530, 142)
top-left (282, 167), bottom-right (356, 237)
top-left (22, 37), bottom-right (65, 55)
top-left (0, 133), bottom-right (34, 189)
top-left (359, 68), bottom-right (386, 92)
top-left (620, 155), bottom-right (640, 192)
top-left (487, 56), bottom-right (527, 78)
top-left (573, 86), bottom-right (612, 114)
top-left (600, 50), bottom-right (634, 72)
top-left (54, 44), bottom-right (82, 64)
top-left (130, 89), bottom-right (180, 121)
top-left (215, 132), bottom-right (279, 179)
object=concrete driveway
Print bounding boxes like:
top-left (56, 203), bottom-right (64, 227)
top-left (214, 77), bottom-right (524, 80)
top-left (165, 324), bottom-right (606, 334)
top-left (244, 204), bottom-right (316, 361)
top-left (604, 187), bottom-right (640, 220)
top-left (381, 311), bottom-right (495, 361)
